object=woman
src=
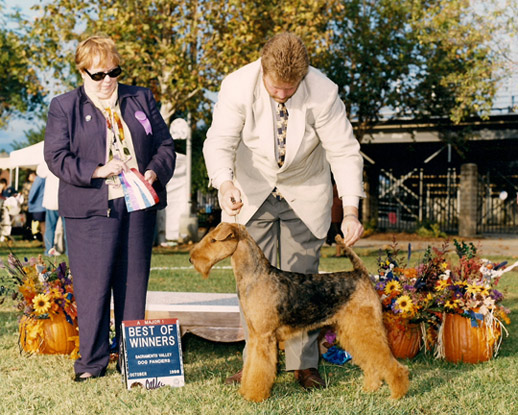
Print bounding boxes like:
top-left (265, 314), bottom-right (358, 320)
top-left (44, 35), bottom-right (175, 381)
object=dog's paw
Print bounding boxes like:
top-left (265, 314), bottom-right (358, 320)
top-left (362, 377), bottom-right (382, 392)
top-left (239, 386), bottom-right (270, 402)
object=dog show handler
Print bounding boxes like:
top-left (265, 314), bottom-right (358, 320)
top-left (203, 32), bottom-right (365, 389)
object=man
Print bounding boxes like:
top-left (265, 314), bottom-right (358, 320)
top-left (203, 33), bottom-right (365, 389)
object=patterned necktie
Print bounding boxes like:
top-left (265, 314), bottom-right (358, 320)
top-left (275, 103), bottom-right (289, 167)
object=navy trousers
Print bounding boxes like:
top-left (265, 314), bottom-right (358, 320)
top-left (66, 197), bottom-right (157, 376)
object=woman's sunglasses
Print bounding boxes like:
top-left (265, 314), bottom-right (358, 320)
top-left (84, 66), bottom-right (122, 82)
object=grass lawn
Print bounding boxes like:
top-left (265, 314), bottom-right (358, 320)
top-left (1, 241), bottom-right (517, 415)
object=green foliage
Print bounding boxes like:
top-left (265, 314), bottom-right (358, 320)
top-left (0, 3), bottom-right (45, 129)
top-left (453, 239), bottom-right (477, 260)
top-left (10, 0), bottom-right (516, 153)
top-left (319, 0), bottom-right (507, 142)
top-left (415, 222), bottom-right (447, 238)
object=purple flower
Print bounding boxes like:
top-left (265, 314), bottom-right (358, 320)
top-left (325, 330), bottom-right (336, 344)
top-left (491, 289), bottom-right (503, 302)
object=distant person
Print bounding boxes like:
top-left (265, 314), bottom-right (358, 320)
top-left (0, 178), bottom-right (15, 198)
top-left (19, 170), bottom-right (37, 240)
top-left (39, 162), bottom-right (65, 256)
top-left (28, 166), bottom-right (46, 240)
top-left (44, 35), bottom-right (175, 382)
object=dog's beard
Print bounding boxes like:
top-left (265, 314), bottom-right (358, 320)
top-left (191, 256), bottom-right (215, 279)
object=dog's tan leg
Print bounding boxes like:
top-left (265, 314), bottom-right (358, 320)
top-left (239, 331), bottom-right (278, 402)
top-left (335, 288), bottom-right (410, 399)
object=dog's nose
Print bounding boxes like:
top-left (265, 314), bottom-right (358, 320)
top-left (189, 257), bottom-right (192, 264)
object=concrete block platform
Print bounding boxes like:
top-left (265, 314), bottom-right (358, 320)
top-left (144, 291), bottom-right (244, 343)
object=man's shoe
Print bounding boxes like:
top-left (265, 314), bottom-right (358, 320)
top-left (224, 369), bottom-right (243, 385)
top-left (294, 368), bottom-right (326, 389)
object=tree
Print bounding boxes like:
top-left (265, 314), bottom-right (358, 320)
top-left (0, 1), bottom-right (44, 129)
top-left (320, 0), bottom-right (508, 143)
top-left (18, 0), bottom-right (514, 194)
top-left (20, 0), bottom-right (336, 194)
top-left (22, 0), bottom-right (337, 126)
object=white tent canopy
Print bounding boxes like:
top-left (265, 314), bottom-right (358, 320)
top-left (3, 141), bottom-right (45, 189)
top-left (9, 141), bottom-right (44, 169)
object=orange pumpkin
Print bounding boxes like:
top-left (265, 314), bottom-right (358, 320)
top-left (19, 312), bottom-right (78, 355)
top-left (442, 313), bottom-right (501, 363)
top-left (384, 318), bottom-right (422, 359)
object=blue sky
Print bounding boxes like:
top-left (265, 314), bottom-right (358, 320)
top-left (1, 0), bottom-right (517, 152)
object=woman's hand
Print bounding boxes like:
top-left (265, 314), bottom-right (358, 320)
top-left (144, 170), bottom-right (157, 185)
top-left (92, 158), bottom-right (129, 179)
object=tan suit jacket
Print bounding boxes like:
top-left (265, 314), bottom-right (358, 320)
top-left (204, 59), bottom-right (365, 238)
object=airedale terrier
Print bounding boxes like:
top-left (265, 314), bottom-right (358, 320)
top-left (189, 222), bottom-right (409, 402)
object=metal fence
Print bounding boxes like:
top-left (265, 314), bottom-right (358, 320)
top-left (377, 167), bottom-right (459, 233)
top-left (477, 170), bottom-right (518, 234)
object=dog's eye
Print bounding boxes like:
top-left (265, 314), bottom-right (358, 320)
top-left (210, 238), bottom-right (216, 243)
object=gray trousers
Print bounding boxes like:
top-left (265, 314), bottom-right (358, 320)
top-left (242, 194), bottom-right (325, 371)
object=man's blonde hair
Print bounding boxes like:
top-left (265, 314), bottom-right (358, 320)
top-left (75, 35), bottom-right (121, 71)
top-left (261, 33), bottom-right (309, 83)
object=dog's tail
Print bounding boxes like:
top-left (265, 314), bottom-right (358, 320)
top-left (335, 235), bottom-right (370, 276)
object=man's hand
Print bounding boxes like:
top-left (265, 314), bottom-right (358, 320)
top-left (219, 181), bottom-right (243, 216)
top-left (340, 207), bottom-right (363, 247)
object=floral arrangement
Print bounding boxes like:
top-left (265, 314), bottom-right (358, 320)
top-left (372, 238), bottom-right (518, 357)
top-left (322, 238), bottom-right (516, 363)
top-left (432, 240), bottom-right (515, 325)
top-left (0, 253), bottom-right (79, 357)
top-left (372, 241), bottom-right (443, 318)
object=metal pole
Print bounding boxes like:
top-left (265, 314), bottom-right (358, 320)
top-left (186, 113), bottom-right (192, 215)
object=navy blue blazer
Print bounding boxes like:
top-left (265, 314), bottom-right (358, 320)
top-left (44, 84), bottom-right (176, 218)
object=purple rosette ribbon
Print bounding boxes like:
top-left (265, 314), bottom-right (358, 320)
top-left (135, 111), bottom-right (152, 135)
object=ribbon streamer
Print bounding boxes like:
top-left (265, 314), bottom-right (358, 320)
top-left (119, 168), bottom-right (159, 212)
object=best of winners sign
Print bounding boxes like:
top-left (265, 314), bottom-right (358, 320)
top-left (120, 318), bottom-right (184, 390)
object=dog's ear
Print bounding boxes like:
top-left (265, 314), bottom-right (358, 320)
top-left (213, 231), bottom-right (235, 242)
top-left (212, 222), bottom-right (237, 242)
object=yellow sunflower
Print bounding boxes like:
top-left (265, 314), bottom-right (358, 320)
top-left (466, 284), bottom-right (480, 295)
top-left (479, 286), bottom-right (490, 296)
top-left (48, 287), bottom-right (63, 300)
top-left (435, 280), bottom-right (449, 291)
top-left (444, 299), bottom-right (459, 310)
top-left (384, 280), bottom-right (402, 295)
top-left (395, 295), bottom-right (414, 315)
top-left (32, 294), bottom-right (52, 315)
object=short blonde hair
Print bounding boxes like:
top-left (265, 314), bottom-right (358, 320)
top-left (75, 35), bottom-right (121, 71)
top-left (261, 33), bottom-right (309, 83)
